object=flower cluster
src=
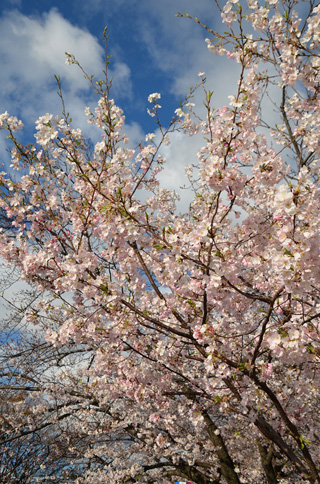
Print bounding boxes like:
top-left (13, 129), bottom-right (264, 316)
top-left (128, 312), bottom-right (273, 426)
top-left (1, 2), bottom-right (320, 483)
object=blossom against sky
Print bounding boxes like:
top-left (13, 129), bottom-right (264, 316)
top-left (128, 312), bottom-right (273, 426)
top-left (0, 0), bottom-right (240, 208)
top-left (0, 0), bottom-right (224, 127)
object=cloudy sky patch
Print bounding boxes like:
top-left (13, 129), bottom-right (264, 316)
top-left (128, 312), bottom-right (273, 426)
top-left (0, 0), bottom-right (243, 211)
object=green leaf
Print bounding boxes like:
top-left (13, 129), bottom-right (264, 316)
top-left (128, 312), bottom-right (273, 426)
top-left (308, 343), bottom-right (315, 354)
top-left (299, 434), bottom-right (311, 449)
top-left (283, 248), bottom-right (293, 257)
top-left (99, 283), bottom-right (110, 295)
top-left (207, 90), bottom-right (214, 102)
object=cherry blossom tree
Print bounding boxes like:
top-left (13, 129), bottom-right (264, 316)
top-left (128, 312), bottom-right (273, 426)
top-left (1, 1), bottom-right (320, 482)
top-left (0, 265), bottom-right (96, 483)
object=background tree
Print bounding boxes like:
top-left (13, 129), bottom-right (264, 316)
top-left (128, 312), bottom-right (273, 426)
top-left (1, 1), bottom-right (320, 482)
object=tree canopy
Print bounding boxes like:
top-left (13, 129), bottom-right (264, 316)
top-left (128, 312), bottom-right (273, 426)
top-left (1, 1), bottom-right (320, 483)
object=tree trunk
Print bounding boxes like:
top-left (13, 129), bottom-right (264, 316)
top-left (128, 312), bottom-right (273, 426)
top-left (257, 441), bottom-right (278, 484)
top-left (202, 411), bottom-right (241, 484)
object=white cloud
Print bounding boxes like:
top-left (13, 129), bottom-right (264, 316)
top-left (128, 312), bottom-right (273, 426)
top-left (73, 0), bottom-right (239, 106)
top-left (0, 9), bottom-right (102, 95)
top-left (156, 129), bottom-right (203, 213)
top-left (131, 0), bottom-right (241, 107)
top-left (0, 8), bottom-right (132, 134)
top-left (124, 121), bottom-right (145, 147)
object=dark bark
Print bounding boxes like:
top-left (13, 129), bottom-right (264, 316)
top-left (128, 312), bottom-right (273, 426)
top-left (202, 411), bottom-right (241, 484)
top-left (173, 461), bottom-right (220, 484)
top-left (254, 414), bottom-right (308, 476)
top-left (257, 441), bottom-right (278, 484)
top-left (252, 376), bottom-right (320, 483)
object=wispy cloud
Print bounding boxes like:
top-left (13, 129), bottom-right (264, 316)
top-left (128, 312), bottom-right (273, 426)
top-left (6, 0), bottom-right (21, 6)
top-left (0, 8), bottom-right (132, 132)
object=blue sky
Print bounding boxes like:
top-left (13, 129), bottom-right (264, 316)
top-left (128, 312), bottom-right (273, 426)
top-left (0, 0), bottom-right (240, 208)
